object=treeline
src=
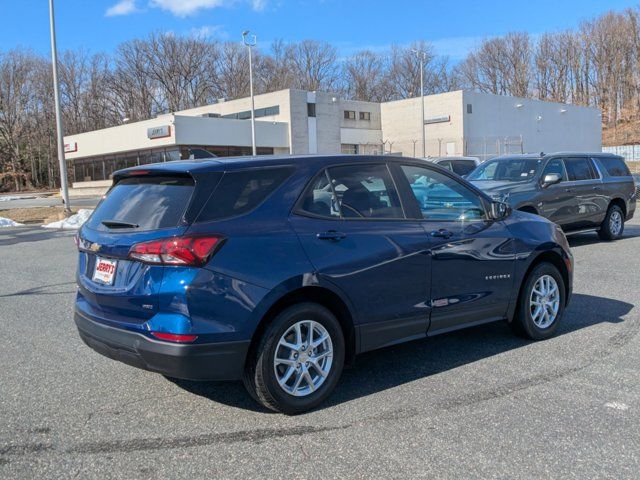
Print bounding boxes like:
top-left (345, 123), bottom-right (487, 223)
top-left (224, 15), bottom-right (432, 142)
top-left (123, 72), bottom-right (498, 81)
top-left (1, 7), bottom-right (638, 192)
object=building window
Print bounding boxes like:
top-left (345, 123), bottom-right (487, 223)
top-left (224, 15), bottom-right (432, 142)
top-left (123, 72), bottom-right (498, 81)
top-left (341, 144), bottom-right (359, 154)
top-left (467, 103), bottom-right (473, 114)
top-left (221, 105), bottom-right (280, 120)
top-left (344, 110), bottom-right (356, 120)
top-left (307, 103), bottom-right (316, 117)
top-left (359, 111), bottom-right (371, 121)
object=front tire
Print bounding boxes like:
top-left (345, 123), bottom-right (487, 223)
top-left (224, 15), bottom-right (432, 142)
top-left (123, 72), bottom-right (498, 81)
top-left (243, 303), bottom-right (345, 414)
top-left (598, 205), bottom-right (624, 241)
top-left (510, 263), bottom-right (566, 340)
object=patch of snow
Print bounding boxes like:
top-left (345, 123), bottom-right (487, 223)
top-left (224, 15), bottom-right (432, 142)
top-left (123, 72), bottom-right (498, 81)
top-left (0, 217), bottom-right (24, 227)
top-left (42, 209), bottom-right (93, 230)
top-left (0, 195), bottom-right (39, 201)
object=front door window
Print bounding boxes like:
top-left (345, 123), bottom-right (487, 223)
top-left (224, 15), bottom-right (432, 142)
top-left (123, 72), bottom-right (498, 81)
top-left (399, 165), bottom-right (486, 221)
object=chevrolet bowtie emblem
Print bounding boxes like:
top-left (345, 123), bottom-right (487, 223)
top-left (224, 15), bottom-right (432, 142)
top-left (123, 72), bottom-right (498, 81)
top-left (89, 243), bottom-right (101, 252)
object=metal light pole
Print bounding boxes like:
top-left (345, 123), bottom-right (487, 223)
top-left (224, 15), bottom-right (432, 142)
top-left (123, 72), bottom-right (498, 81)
top-left (49, 0), bottom-right (71, 215)
top-left (412, 49), bottom-right (427, 158)
top-left (242, 30), bottom-right (257, 156)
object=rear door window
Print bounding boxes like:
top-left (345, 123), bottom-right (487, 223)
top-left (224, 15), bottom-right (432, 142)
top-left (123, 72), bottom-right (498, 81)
top-left (196, 167), bottom-right (293, 222)
top-left (87, 176), bottom-right (194, 231)
top-left (326, 164), bottom-right (404, 219)
top-left (596, 157), bottom-right (631, 177)
top-left (298, 171), bottom-right (341, 218)
top-left (564, 157), bottom-right (598, 181)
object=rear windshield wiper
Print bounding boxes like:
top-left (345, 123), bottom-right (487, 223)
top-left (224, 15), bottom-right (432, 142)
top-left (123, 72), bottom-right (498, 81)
top-left (101, 220), bottom-right (139, 229)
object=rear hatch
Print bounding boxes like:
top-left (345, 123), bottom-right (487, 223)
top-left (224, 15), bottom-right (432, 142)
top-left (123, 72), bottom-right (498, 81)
top-left (76, 170), bottom-right (219, 327)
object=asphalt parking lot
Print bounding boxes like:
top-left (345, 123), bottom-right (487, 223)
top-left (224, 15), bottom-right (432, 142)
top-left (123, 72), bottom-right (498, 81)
top-left (1, 219), bottom-right (639, 479)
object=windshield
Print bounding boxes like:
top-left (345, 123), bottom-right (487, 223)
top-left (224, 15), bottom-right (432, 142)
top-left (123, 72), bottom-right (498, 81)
top-left (468, 158), bottom-right (542, 182)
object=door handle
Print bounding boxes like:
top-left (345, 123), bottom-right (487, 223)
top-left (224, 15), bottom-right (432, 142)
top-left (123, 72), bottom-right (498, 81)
top-left (317, 231), bottom-right (346, 241)
top-left (430, 228), bottom-right (452, 239)
top-left (593, 186), bottom-right (602, 191)
top-left (564, 188), bottom-right (573, 193)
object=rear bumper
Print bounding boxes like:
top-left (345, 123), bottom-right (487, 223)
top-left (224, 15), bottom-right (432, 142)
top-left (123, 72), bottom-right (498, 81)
top-left (75, 309), bottom-right (250, 381)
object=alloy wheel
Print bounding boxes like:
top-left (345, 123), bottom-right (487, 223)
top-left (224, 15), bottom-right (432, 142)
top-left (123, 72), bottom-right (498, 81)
top-left (529, 274), bottom-right (560, 329)
top-left (609, 210), bottom-right (622, 236)
top-left (273, 320), bottom-right (333, 397)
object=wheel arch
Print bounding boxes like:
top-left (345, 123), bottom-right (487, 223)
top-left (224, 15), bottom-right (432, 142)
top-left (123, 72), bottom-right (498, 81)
top-left (608, 197), bottom-right (626, 218)
top-left (246, 285), bottom-right (357, 367)
top-left (510, 249), bottom-right (571, 323)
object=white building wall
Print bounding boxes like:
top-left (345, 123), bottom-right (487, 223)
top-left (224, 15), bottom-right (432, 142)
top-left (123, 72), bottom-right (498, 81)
top-left (173, 116), bottom-right (289, 148)
top-left (65, 115), bottom-right (177, 160)
top-left (380, 91), bottom-right (464, 158)
top-left (462, 91), bottom-right (602, 155)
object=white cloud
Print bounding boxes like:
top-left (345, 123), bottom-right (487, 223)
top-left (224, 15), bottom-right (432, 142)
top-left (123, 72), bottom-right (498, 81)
top-left (251, 0), bottom-right (267, 11)
top-left (105, 0), bottom-right (140, 17)
top-left (189, 25), bottom-right (229, 39)
top-left (149, 0), bottom-right (231, 17)
top-left (148, 0), bottom-right (266, 17)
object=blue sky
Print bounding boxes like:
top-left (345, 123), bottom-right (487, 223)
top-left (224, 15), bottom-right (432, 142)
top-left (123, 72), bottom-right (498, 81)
top-left (1, 0), bottom-right (637, 61)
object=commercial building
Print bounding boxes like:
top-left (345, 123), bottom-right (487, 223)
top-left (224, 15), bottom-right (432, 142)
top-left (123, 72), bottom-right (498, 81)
top-left (64, 88), bottom-right (602, 187)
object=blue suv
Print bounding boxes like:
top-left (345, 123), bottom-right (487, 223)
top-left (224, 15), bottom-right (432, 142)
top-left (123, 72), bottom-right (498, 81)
top-left (75, 155), bottom-right (573, 414)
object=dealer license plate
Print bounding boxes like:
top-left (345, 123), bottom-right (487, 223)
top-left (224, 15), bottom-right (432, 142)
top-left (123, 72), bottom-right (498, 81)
top-left (92, 257), bottom-right (117, 285)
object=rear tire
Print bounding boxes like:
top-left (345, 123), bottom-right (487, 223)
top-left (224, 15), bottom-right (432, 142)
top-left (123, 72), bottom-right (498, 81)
top-left (243, 303), bottom-right (345, 415)
top-left (510, 263), bottom-right (565, 340)
top-left (598, 205), bottom-right (624, 241)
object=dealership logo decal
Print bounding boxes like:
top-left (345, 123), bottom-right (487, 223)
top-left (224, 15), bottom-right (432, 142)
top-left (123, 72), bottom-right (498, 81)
top-left (147, 125), bottom-right (171, 139)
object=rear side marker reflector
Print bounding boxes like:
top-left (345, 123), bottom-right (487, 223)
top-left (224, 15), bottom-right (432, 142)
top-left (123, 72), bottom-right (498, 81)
top-left (151, 332), bottom-right (198, 343)
top-left (129, 235), bottom-right (223, 266)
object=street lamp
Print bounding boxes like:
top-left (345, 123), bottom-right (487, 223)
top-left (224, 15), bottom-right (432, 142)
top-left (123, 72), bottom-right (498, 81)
top-left (49, 0), bottom-right (71, 215)
top-left (242, 30), bottom-right (257, 156)
top-left (412, 49), bottom-right (427, 158)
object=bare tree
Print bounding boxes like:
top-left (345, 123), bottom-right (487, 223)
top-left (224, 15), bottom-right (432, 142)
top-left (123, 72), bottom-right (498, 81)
top-left (214, 42), bottom-right (250, 100)
top-left (286, 40), bottom-right (339, 91)
top-left (256, 40), bottom-right (295, 94)
top-left (342, 50), bottom-right (391, 102)
top-left (0, 49), bottom-right (43, 190)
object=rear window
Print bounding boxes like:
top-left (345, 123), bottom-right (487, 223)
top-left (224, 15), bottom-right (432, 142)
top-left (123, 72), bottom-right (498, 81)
top-left (87, 176), bottom-right (194, 231)
top-left (196, 167), bottom-right (293, 222)
top-left (596, 156), bottom-right (631, 177)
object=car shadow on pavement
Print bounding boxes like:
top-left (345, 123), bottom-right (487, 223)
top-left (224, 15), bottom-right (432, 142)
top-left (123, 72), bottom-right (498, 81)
top-left (568, 223), bottom-right (640, 248)
top-left (170, 292), bottom-right (633, 414)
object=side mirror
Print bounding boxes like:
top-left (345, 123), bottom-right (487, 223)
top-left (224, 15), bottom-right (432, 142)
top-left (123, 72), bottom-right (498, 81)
top-left (541, 173), bottom-right (561, 188)
top-left (490, 201), bottom-right (511, 220)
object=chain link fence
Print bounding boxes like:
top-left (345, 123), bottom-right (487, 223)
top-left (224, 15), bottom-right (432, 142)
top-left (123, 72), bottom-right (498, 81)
top-left (464, 136), bottom-right (524, 162)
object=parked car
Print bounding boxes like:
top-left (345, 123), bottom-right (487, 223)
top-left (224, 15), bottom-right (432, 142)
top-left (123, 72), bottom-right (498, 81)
top-left (467, 152), bottom-right (636, 240)
top-left (74, 155), bottom-right (573, 414)
top-left (430, 156), bottom-right (480, 178)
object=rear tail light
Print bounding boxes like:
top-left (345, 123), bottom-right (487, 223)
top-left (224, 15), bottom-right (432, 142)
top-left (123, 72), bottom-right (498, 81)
top-left (129, 235), bottom-right (224, 266)
top-left (150, 332), bottom-right (198, 343)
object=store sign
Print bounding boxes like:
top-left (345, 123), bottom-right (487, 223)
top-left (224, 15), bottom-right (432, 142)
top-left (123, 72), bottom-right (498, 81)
top-left (147, 125), bottom-right (171, 139)
top-left (424, 115), bottom-right (451, 125)
top-left (64, 142), bottom-right (78, 153)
